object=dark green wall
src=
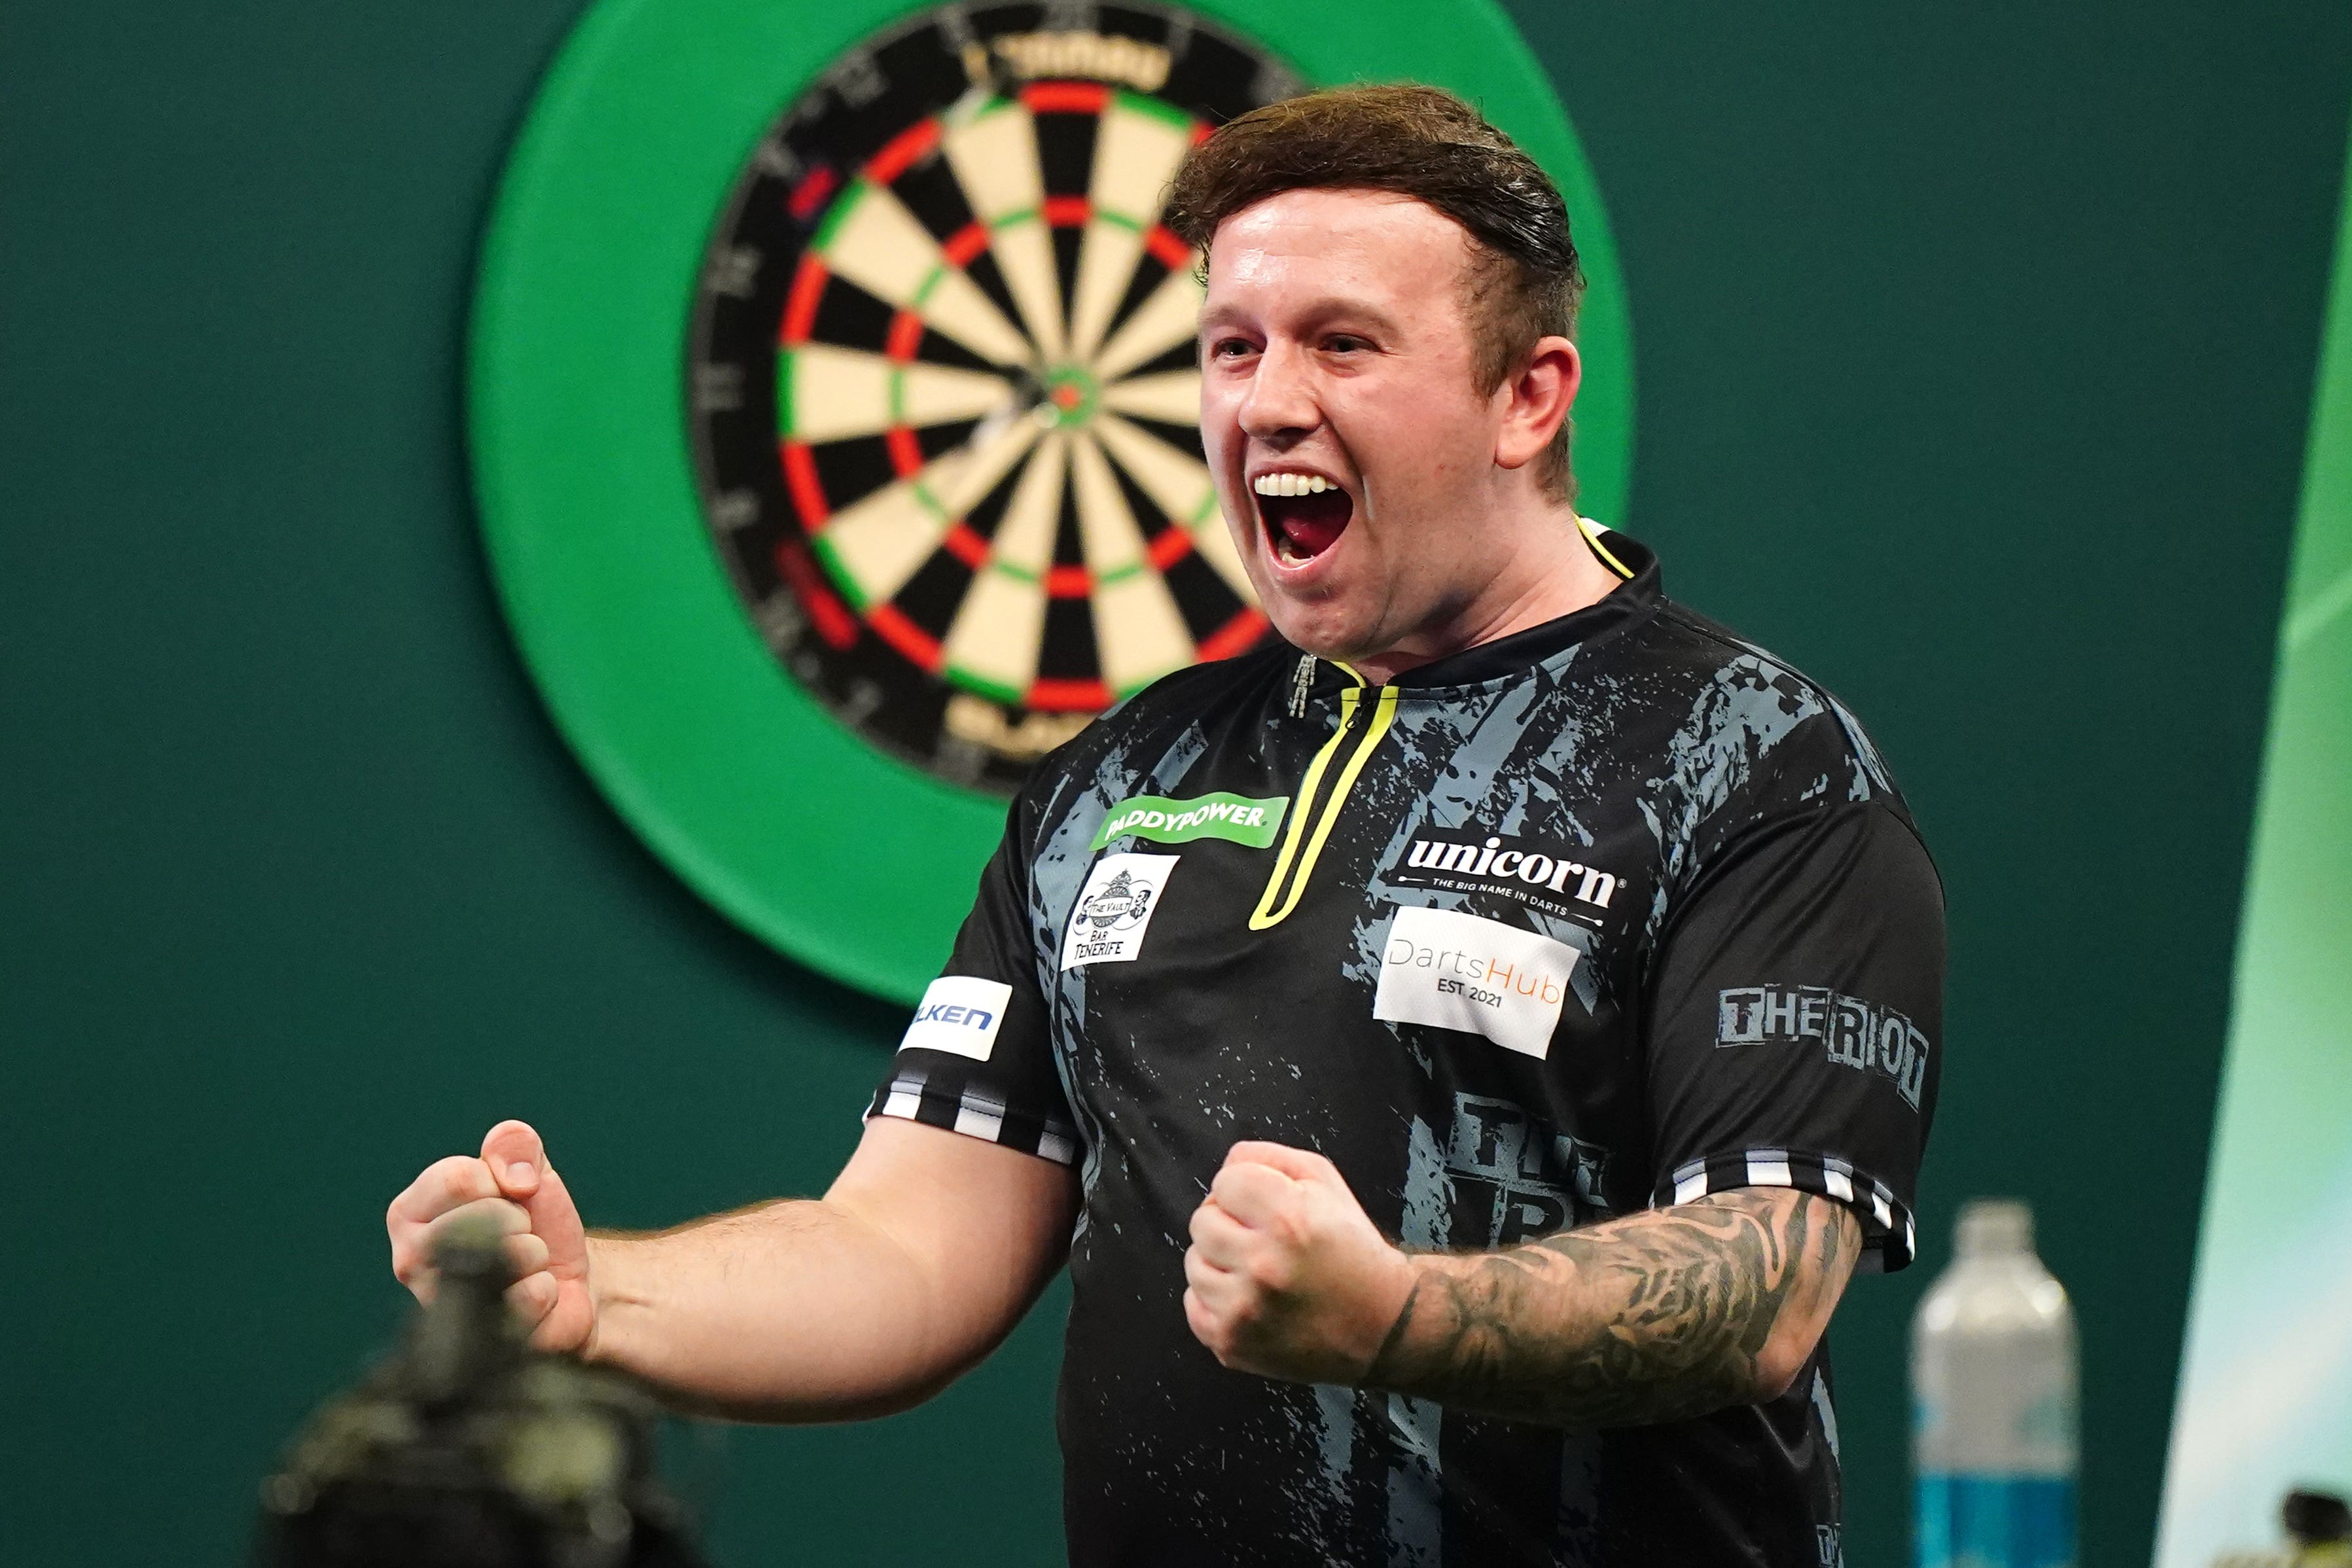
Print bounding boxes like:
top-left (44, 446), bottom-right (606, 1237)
top-left (6, 4), bottom-right (2347, 1565)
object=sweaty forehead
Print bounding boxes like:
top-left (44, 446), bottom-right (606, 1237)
top-left (1203, 188), bottom-right (1478, 320)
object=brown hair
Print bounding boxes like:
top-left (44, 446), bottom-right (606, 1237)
top-left (1164, 84), bottom-right (1585, 497)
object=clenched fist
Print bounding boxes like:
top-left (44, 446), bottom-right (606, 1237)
top-left (1183, 1141), bottom-right (1416, 1385)
top-left (387, 1120), bottom-right (596, 1354)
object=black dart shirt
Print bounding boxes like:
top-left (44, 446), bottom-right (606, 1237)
top-left (868, 526), bottom-right (1943, 1568)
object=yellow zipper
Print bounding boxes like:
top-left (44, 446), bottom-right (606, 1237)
top-left (1249, 668), bottom-right (1400, 930)
top-left (1244, 539), bottom-right (1620, 929)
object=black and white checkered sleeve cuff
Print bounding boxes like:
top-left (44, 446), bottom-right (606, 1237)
top-left (864, 1069), bottom-right (1080, 1166)
top-left (1653, 1149), bottom-right (1917, 1272)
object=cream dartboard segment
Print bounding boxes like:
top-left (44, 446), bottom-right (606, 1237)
top-left (691, 7), bottom-right (1296, 794)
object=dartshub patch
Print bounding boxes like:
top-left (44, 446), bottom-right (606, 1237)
top-left (1092, 793), bottom-right (1289, 850)
top-left (1373, 906), bottom-right (1583, 1060)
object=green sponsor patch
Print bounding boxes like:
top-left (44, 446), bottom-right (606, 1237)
top-left (1092, 793), bottom-right (1289, 850)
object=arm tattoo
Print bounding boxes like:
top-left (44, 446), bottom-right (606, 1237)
top-left (1363, 1189), bottom-right (1859, 1427)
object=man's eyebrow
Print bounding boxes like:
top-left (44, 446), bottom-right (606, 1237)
top-left (1196, 296), bottom-right (1406, 336)
top-left (1308, 298), bottom-right (1404, 336)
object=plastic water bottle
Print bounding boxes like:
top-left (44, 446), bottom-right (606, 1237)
top-left (1914, 1198), bottom-right (2078, 1568)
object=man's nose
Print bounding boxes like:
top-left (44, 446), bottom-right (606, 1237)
top-left (1237, 342), bottom-right (1319, 440)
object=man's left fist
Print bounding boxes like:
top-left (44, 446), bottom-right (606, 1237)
top-left (1183, 1141), bottom-right (1417, 1385)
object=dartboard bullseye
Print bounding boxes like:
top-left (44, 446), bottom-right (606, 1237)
top-left (690, 3), bottom-right (1294, 794)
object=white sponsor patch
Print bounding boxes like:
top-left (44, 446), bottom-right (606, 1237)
top-left (1373, 905), bottom-right (1581, 1060)
top-left (1061, 852), bottom-right (1179, 970)
top-left (899, 975), bottom-right (1015, 1061)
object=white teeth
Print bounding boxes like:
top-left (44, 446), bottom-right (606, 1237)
top-left (1252, 472), bottom-right (1334, 497)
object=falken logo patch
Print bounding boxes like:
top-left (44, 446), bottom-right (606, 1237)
top-left (1091, 793), bottom-right (1289, 850)
top-left (1388, 830), bottom-right (1622, 923)
top-left (899, 976), bottom-right (1014, 1061)
top-left (1373, 906), bottom-right (1582, 1060)
top-left (1061, 852), bottom-right (1179, 969)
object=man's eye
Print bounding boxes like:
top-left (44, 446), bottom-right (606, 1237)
top-left (1209, 338), bottom-right (1255, 359)
top-left (1326, 335), bottom-right (1369, 353)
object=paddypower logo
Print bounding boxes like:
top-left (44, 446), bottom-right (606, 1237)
top-left (1091, 792), bottom-right (1289, 851)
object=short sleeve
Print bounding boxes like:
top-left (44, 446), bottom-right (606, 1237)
top-left (1644, 801), bottom-right (1944, 1270)
top-left (865, 801), bottom-right (1080, 1166)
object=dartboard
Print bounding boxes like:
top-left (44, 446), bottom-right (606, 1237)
top-left (689, 3), bottom-right (1294, 794)
top-left (472, 0), bottom-right (1628, 1001)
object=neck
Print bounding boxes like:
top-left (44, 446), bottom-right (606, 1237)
top-left (1347, 503), bottom-right (1624, 685)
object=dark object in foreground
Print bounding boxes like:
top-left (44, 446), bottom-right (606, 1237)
top-left (253, 1214), bottom-right (707, 1568)
top-left (2285, 1489), bottom-right (2352, 1548)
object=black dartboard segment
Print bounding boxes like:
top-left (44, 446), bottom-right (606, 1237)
top-left (690, 2), bottom-right (1296, 793)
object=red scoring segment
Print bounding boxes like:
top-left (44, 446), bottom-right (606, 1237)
top-left (863, 118), bottom-right (942, 186)
top-left (772, 541), bottom-right (859, 650)
top-left (940, 222), bottom-right (992, 269)
top-left (1144, 224), bottom-right (1193, 271)
top-left (781, 254), bottom-right (829, 346)
top-left (864, 603), bottom-right (944, 673)
top-left (781, 441), bottom-right (829, 529)
top-left (942, 524), bottom-right (990, 569)
top-left (1198, 609), bottom-right (1270, 662)
top-left (1020, 81), bottom-right (1110, 115)
top-left (785, 166), bottom-right (837, 221)
top-left (883, 310), bottom-right (925, 362)
top-left (885, 427), bottom-right (924, 476)
top-left (1027, 677), bottom-right (1112, 711)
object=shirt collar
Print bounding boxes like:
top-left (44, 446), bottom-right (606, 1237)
top-left (1384, 523), bottom-right (1661, 689)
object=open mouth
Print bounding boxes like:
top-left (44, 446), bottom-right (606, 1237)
top-left (1253, 474), bottom-right (1354, 567)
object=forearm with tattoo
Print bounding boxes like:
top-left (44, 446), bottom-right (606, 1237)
top-left (1363, 1188), bottom-right (1859, 1427)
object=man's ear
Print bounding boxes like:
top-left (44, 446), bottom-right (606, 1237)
top-left (1494, 336), bottom-right (1580, 473)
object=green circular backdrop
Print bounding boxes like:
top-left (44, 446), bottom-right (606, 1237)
top-left (469, 0), bottom-right (1635, 1005)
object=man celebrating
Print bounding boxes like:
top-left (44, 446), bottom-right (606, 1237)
top-left (390, 86), bottom-right (1941, 1565)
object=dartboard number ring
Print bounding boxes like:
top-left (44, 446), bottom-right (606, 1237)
top-left (690, 3), bottom-right (1297, 795)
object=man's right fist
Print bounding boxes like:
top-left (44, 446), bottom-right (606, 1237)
top-left (387, 1120), bottom-right (596, 1354)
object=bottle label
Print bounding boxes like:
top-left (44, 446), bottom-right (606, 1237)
top-left (1915, 1472), bottom-right (2074, 1568)
top-left (1913, 1347), bottom-right (2077, 1473)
